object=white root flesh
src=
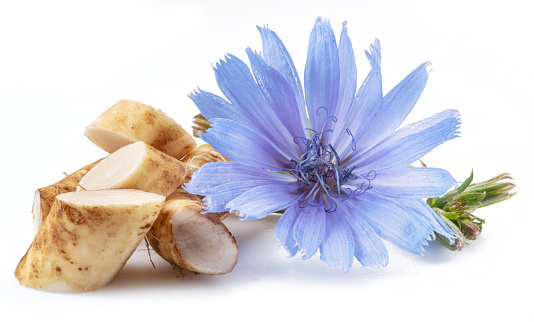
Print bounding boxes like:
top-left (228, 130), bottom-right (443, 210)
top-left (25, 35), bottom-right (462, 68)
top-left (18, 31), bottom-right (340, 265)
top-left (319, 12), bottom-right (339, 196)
top-left (32, 159), bottom-right (102, 234)
top-left (15, 189), bottom-right (165, 293)
top-left (84, 100), bottom-right (196, 160)
top-left (147, 189), bottom-right (238, 275)
top-left (77, 141), bottom-right (189, 197)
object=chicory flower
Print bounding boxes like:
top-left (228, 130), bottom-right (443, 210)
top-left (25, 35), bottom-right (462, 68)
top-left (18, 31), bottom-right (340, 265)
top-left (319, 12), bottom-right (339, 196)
top-left (186, 18), bottom-right (460, 271)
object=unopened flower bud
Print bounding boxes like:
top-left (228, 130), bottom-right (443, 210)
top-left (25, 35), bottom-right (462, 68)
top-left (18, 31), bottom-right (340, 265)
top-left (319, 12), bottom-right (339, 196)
top-left (437, 233), bottom-right (466, 251)
top-left (463, 173), bottom-right (516, 210)
top-left (430, 171), bottom-right (515, 250)
top-left (458, 217), bottom-right (481, 240)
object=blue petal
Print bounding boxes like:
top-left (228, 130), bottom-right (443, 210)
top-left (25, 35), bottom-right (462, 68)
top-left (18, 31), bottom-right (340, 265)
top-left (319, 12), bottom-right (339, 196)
top-left (213, 55), bottom-right (300, 158)
top-left (304, 17), bottom-right (340, 137)
top-left (275, 204), bottom-right (300, 257)
top-left (292, 195), bottom-right (325, 259)
top-left (185, 162), bottom-right (298, 213)
top-left (246, 48), bottom-right (306, 149)
top-left (186, 161), bottom-right (295, 194)
top-left (203, 180), bottom-right (298, 213)
top-left (348, 109), bottom-right (461, 174)
top-left (410, 198), bottom-right (456, 244)
top-left (350, 216), bottom-right (389, 267)
top-left (188, 89), bottom-right (241, 122)
top-left (350, 193), bottom-right (437, 254)
top-left (371, 167), bottom-right (456, 198)
top-left (257, 26), bottom-right (307, 128)
top-left (318, 211), bottom-right (354, 271)
top-left (336, 200), bottom-right (389, 267)
top-left (357, 62), bottom-right (431, 152)
top-left (365, 38), bottom-right (382, 75)
top-left (201, 180), bottom-right (262, 213)
top-left (335, 39), bottom-right (382, 158)
top-left (330, 21), bottom-right (357, 145)
top-left (201, 118), bottom-right (292, 170)
top-left (212, 55), bottom-right (266, 124)
top-left (226, 184), bottom-right (305, 220)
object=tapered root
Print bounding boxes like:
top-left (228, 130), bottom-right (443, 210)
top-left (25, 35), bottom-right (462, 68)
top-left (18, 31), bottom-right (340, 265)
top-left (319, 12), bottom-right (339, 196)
top-left (16, 189), bottom-right (165, 293)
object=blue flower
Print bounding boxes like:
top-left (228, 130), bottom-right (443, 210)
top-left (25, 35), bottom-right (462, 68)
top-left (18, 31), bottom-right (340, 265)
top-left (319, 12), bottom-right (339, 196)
top-left (186, 17), bottom-right (460, 271)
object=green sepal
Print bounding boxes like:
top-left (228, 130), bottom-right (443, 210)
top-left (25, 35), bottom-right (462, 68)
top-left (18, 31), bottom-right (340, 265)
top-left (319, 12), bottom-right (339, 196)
top-left (456, 191), bottom-right (486, 205)
top-left (456, 169), bottom-right (474, 193)
top-left (427, 170), bottom-right (474, 209)
top-left (434, 208), bottom-right (464, 220)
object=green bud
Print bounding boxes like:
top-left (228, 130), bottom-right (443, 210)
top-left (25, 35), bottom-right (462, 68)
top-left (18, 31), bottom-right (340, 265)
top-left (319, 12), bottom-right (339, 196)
top-left (455, 191), bottom-right (486, 206)
top-left (437, 233), bottom-right (466, 251)
top-left (430, 171), bottom-right (515, 250)
top-left (458, 217), bottom-right (481, 240)
top-left (464, 173), bottom-right (516, 211)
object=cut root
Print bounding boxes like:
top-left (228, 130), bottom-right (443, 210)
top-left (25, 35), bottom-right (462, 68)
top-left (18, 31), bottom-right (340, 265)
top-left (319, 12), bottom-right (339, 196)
top-left (19, 100), bottom-right (240, 290)
top-left (144, 144), bottom-right (237, 275)
top-left (15, 189), bottom-right (165, 293)
top-left (32, 159), bottom-right (102, 234)
top-left (84, 100), bottom-right (196, 160)
top-left (78, 141), bottom-right (190, 197)
top-left (147, 189), bottom-right (238, 275)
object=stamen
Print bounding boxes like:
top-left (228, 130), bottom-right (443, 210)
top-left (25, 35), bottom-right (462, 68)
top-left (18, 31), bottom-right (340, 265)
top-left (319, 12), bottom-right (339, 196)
top-left (315, 107), bottom-right (338, 136)
top-left (346, 129), bottom-right (357, 151)
top-left (286, 116), bottom-right (375, 212)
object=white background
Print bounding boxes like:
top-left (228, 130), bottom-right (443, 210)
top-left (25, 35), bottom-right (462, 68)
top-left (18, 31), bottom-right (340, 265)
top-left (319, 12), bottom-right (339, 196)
top-left (1, 0), bottom-right (531, 321)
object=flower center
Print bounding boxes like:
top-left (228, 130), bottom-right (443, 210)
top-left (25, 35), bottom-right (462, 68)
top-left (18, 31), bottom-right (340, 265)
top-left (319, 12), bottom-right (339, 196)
top-left (287, 131), bottom-right (374, 212)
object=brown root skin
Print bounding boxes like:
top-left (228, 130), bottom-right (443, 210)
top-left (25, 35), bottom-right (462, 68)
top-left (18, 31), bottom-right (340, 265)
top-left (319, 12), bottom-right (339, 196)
top-left (180, 143), bottom-right (231, 220)
top-left (181, 144), bottom-right (228, 182)
top-left (147, 191), bottom-right (238, 275)
top-left (166, 189), bottom-right (230, 219)
top-left (33, 159), bottom-right (102, 234)
top-left (182, 143), bottom-right (229, 167)
top-left (16, 189), bottom-right (165, 293)
top-left (167, 188), bottom-right (202, 202)
top-left (85, 100), bottom-right (197, 160)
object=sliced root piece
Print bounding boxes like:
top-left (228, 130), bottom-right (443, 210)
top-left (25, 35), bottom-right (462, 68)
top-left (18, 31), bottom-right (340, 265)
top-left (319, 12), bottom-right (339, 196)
top-left (147, 191), bottom-right (238, 275)
top-left (77, 141), bottom-right (189, 197)
top-left (15, 189), bottom-right (165, 293)
top-left (32, 159), bottom-right (102, 234)
top-left (84, 100), bottom-right (196, 160)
